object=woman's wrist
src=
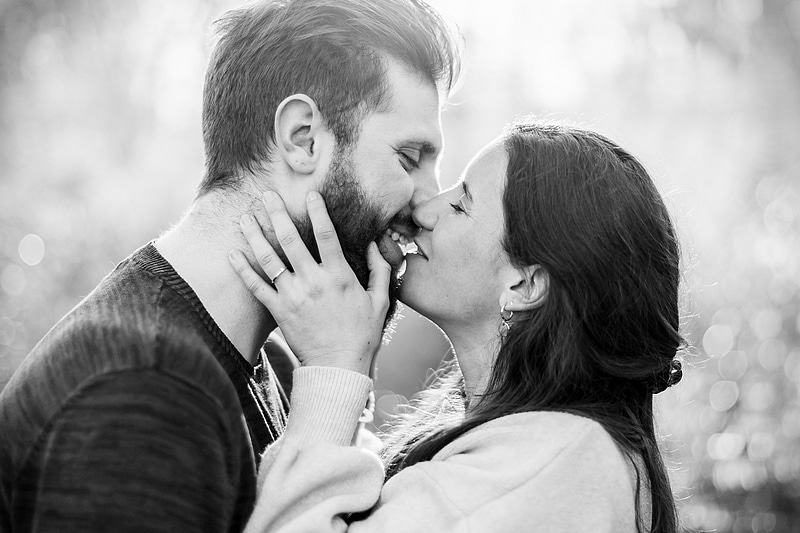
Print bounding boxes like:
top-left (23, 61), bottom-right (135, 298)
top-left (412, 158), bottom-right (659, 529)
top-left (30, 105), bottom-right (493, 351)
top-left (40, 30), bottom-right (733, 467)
top-left (286, 367), bottom-right (374, 447)
top-left (301, 350), bottom-right (374, 376)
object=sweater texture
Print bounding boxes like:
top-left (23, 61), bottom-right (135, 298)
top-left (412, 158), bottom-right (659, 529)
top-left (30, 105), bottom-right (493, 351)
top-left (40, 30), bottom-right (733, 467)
top-left (0, 243), bottom-right (287, 532)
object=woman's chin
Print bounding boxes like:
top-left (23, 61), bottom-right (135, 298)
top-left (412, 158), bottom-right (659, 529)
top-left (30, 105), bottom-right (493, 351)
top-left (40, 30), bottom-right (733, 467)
top-left (397, 266), bottom-right (421, 308)
top-left (398, 266), bottom-right (433, 317)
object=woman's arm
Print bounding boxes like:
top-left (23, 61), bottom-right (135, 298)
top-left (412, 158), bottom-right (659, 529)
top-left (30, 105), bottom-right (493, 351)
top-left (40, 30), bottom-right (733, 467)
top-left (244, 367), bottom-right (384, 533)
top-left (229, 190), bottom-right (393, 531)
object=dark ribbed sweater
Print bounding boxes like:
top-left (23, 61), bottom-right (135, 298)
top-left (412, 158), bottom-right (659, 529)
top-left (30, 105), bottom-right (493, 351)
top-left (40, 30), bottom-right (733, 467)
top-left (0, 243), bottom-right (287, 532)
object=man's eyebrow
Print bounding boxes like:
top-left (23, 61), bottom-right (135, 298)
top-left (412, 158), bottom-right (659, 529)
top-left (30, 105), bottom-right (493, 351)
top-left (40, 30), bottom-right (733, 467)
top-left (462, 181), bottom-right (472, 202)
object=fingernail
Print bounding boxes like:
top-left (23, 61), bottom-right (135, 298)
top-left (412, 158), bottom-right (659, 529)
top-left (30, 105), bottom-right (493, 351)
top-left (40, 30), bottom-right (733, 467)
top-left (307, 190), bottom-right (320, 203)
top-left (228, 250), bottom-right (240, 262)
top-left (240, 214), bottom-right (254, 226)
top-left (264, 190), bottom-right (277, 202)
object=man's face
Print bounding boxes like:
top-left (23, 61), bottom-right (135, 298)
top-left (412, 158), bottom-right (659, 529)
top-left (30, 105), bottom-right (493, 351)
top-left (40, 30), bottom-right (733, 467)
top-left (345, 58), bottom-right (444, 265)
top-left (293, 59), bottom-right (443, 322)
top-left (291, 147), bottom-right (401, 324)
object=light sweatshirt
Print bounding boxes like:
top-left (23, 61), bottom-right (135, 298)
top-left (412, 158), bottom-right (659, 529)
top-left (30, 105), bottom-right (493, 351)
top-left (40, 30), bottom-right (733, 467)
top-left (245, 367), bottom-right (651, 532)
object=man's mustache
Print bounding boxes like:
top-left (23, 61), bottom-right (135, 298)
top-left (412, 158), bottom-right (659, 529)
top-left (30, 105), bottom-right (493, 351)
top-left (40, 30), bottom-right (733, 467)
top-left (386, 210), bottom-right (419, 239)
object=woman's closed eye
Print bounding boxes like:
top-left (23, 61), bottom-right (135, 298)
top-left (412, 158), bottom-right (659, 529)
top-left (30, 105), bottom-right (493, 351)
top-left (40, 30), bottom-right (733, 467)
top-left (449, 193), bottom-right (467, 214)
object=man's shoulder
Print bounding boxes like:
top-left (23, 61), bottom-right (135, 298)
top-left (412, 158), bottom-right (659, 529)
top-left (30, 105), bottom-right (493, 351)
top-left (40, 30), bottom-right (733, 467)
top-left (22, 249), bottom-right (178, 377)
top-left (0, 341), bottom-right (254, 533)
top-left (0, 303), bottom-right (240, 479)
top-left (32, 242), bottom-right (228, 382)
top-left (0, 245), bottom-right (239, 462)
top-left (8, 288), bottom-right (234, 410)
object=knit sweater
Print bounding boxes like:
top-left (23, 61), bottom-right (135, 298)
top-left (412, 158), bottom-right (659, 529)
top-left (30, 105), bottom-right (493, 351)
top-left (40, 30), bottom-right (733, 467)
top-left (0, 243), bottom-right (287, 532)
top-left (246, 367), bottom-right (650, 532)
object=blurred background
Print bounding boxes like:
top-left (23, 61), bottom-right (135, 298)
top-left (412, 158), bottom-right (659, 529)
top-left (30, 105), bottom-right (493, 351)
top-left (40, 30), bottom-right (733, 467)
top-left (1, 0), bottom-right (798, 530)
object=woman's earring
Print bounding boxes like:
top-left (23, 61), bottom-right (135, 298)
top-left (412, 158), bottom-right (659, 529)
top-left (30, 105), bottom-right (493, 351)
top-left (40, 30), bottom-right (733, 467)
top-left (500, 302), bottom-right (514, 336)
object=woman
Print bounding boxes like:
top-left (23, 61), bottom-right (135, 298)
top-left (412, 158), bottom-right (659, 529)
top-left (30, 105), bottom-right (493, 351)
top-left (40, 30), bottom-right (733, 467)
top-left (230, 120), bottom-right (685, 532)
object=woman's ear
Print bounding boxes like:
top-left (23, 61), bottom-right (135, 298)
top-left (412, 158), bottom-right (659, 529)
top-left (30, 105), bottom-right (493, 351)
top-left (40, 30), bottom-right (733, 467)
top-left (273, 94), bottom-right (332, 175)
top-left (498, 264), bottom-right (549, 313)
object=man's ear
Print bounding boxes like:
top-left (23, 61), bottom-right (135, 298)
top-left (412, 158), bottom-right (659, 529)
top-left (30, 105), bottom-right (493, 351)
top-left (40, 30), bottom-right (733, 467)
top-left (498, 264), bottom-right (549, 314)
top-left (273, 94), bottom-right (331, 175)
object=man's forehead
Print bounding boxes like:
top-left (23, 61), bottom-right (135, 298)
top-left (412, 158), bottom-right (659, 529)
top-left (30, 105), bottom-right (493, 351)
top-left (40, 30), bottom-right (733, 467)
top-left (377, 60), bottom-right (443, 149)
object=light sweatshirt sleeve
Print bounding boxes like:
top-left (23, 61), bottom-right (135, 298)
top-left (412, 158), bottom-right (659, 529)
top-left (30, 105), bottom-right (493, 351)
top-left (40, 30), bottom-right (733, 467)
top-left (244, 367), bottom-right (385, 533)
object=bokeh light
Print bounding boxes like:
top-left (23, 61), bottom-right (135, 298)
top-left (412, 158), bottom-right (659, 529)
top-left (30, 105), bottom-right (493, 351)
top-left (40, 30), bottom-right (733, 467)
top-left (0, 265), bottom-right (26, 296)
top-left (18, 234), bottom-right (45, 266)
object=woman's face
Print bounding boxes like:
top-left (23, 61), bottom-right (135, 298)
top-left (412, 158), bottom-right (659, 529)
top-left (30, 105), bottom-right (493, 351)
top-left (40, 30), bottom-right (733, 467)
top-left (400, 138), bottom-right (512, 328)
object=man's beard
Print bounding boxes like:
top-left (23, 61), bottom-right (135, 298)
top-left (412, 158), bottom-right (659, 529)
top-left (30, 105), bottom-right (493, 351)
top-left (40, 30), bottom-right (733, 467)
top-left (290, 148), bottom-right (402, 327)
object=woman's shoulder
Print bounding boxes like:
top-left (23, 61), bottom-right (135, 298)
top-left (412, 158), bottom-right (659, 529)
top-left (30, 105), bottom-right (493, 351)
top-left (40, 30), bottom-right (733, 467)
top-left (443, 410), bottom-right (615, 446)
top-left (378, 411), bottom-right (640, 531)
top-left (434, 410), bottom-right (630, 478)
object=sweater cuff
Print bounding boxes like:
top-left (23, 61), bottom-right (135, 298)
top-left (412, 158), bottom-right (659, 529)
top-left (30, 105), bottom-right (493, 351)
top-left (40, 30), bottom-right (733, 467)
top-left (285, 366), bottom-right (373, 447)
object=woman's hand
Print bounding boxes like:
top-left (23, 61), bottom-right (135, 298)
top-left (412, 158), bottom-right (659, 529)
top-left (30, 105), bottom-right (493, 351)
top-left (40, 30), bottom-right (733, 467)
top-left (229, 190), bottom-right (391, 376)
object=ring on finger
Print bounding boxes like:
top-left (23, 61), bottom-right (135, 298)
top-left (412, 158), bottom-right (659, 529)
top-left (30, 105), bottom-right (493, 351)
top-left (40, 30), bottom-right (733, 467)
top-left (269, 266), bottom-right (288, 284)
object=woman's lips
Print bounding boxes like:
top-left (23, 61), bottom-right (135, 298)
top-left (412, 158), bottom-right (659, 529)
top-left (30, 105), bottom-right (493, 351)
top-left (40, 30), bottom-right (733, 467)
top-left (410, 239), bottom-right (427, 259)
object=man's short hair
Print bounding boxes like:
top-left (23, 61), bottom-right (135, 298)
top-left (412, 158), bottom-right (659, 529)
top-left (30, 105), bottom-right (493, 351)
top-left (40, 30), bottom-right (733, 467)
top-left (199, 0), bottom-right (461, 194)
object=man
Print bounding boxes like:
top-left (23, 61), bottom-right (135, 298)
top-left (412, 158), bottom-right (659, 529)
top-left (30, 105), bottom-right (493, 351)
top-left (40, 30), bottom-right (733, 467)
top-left (0, 0), bottom-right (460, 530)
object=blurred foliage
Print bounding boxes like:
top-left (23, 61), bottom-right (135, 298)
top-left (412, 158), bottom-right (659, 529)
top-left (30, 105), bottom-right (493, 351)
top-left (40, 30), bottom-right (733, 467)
top-left (1, 0), bottom-right (799, 531)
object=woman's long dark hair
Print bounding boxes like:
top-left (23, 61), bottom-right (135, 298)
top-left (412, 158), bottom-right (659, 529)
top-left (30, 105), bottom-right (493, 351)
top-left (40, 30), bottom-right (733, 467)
top-left (382, 121), bottom-right (684, 533)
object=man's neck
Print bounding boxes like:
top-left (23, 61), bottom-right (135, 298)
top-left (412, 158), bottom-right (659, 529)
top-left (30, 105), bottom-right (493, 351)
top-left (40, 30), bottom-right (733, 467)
top-left (154, 193), bottom-right (278, 364)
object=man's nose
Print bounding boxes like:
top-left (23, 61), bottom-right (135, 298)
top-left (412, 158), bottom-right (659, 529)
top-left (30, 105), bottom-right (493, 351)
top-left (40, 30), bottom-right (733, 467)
top-left (410, 170), bottom-right (440, 209)
top-left (411, 195), bottom-right (438, 232)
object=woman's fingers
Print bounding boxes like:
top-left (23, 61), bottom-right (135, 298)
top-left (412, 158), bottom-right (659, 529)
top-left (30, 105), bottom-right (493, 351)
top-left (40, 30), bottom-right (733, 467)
top-left (263, 191), bottom-right (315, 272)
top-left (306, 191), bottom-right (346, 269)
top-left (239, 214), bottom-right (290, 286)
top-left (228, 249), bottom-right (278, 309)
top-left (231, 197), bottom-right (391, 376)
